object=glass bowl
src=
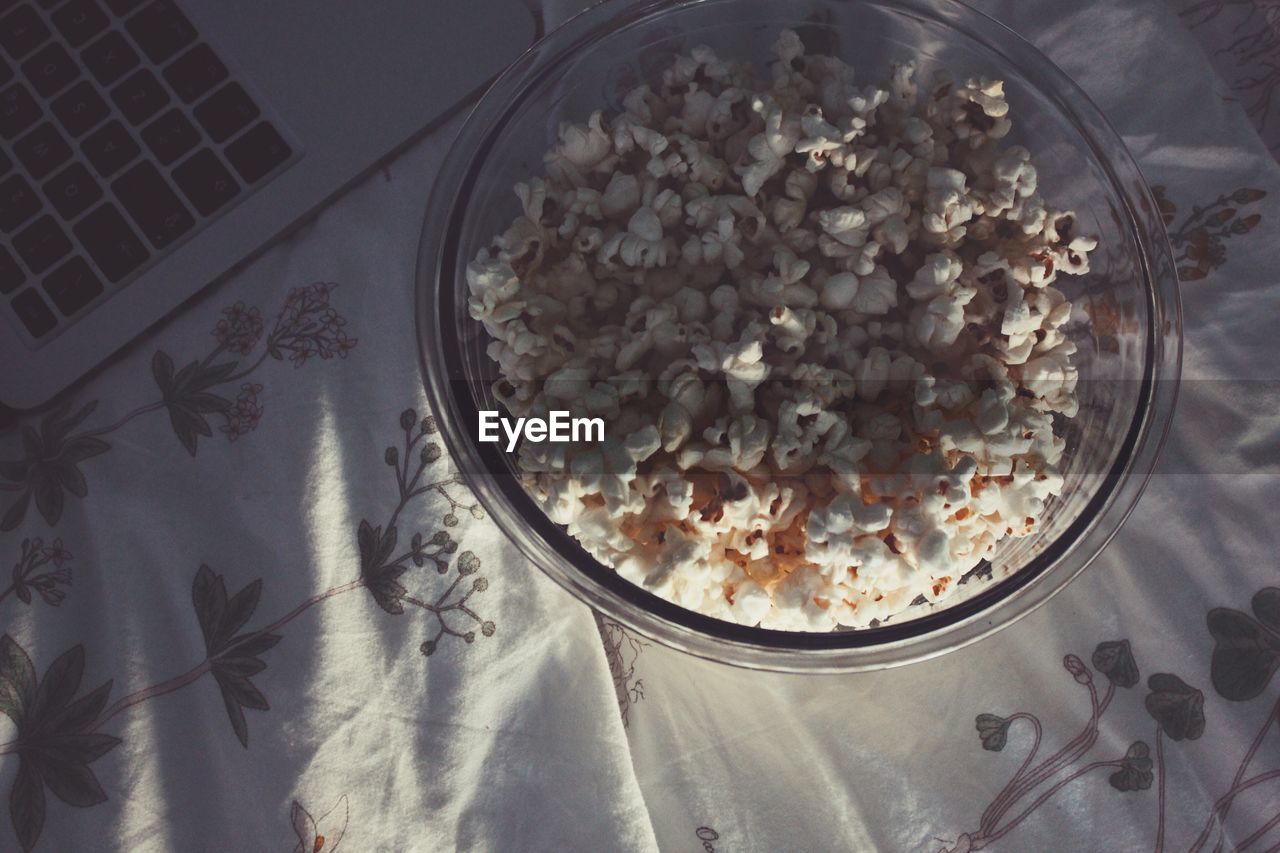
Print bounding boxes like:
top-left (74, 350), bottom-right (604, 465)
top-left (415, 0), bottom-right (1182, 672)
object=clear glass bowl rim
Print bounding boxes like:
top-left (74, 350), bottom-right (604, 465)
top-left (415, 0), bottom-right (1184, 673)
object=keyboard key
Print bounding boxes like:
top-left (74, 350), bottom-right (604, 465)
top-left (14, 121), bottom-right (71, 178)
top-left (124, 0), bottom-right (193, 64)
top-left (0, 245), bottom-right (22, 292)
top-left (103, 0), bottom-right (144, 13)
top-left (51, 0), bottom-right (108, 48)
top-left (0, 81), bottom-right (39, 138)
top-left (81, 118), bottom-right (136, 175)
top-left (172, 148), bottom-right (236, 215)
top-left (162, 42), bottom-right (225, 103)
top-left (0, 172), bottom-right (38, 229)
top-left (11, 287), bottom-right (55, 336)
top-left (140, 106), bottom-right (195, 164)
top-left (43, 255), bottom-right (101, 314)
top-left (51, 79), bottom-right (107, 135)
top-left (225, 121), bottom-right (290, 184)
top-left (43, 161), bottom-right (100, 218)
top-left (111, 160), bottom-right (191, 248)
top-left (73, 202), bottom-right (146, 280)
top-left (81, 30), bottom-right (137, 86)
top-left (14, 214), bottom-right (71, 272)
top-left (109, 67), bottom-right (166, 124)
top-left (193, 81), bottom-right (256, 142)
top-left (21, 42), bottom-right (78, 97)
top-left (0, 6), bottom-right (50, 60)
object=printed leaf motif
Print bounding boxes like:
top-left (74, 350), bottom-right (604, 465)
top-left (156, 353), bottom-right (238, 456)
top-left (217, 579), bottom-right (262, 650)
top-left (975, 714), bottom-right (1010, 751)
top-left (47, 680), bottom-right (113, 733)
top-left (191, 564), bottom-right (228, 650)
top-left (30, 646), bottom-right (85, 721)
top-left (10, 760), bottom-right (44, 853)
top-left (1092, 640), bottom-right (1140, 689)
top-left (1144, 673), bottom-right (1206, 741)
top-left (0, 635), bottom-right (36, 727)
top-left (151, 351), bottom-right (174, 392)
top-left (189, 565), bottom-right (279, 747)
top-left (0, 493), bottom-right (29, 534)
top-left (359, 520), bottom-right (407, 615)
top-left (41, 761), bottom-right (107, 808)
top-left (1108, 741), bottom-right (1153, 792)
top-left (167, 403), bottom-right (214, 457)
top-left (216, 678), bottom-right (250, 749)
top-left (31, 478), bottom-right (63, 533)
top-left (0, 424), bottom-right (110, 530)
top-left (1207, 587), bottom-right (1280, 701)
top-left (60, 437), bottom-right (109, 465)
top-left (1254, 587), bottom-right (1280, 631)
top-left (1, 638), bottom-right (120, 852)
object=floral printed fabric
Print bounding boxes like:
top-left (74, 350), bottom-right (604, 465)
top-left (0, 109), bottom-right (657, 850)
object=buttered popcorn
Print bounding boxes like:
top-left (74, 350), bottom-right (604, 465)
top-left (466, 31), bottom-right (1096, 631)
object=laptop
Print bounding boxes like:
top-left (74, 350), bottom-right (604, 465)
top-left (0, 0), bottom-right (537, 411)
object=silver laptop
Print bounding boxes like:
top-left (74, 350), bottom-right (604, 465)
top-left (0, 0), bottom-right (537, 410)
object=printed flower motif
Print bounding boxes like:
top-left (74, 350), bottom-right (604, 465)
top-left (1063, 654), bottom-right (1092, 685)
top-left (220, 383), bottom-right (265, 441)
top-left (1108, 741), bottom-right (1154, 792)
top-left (1207, 587), bottom-right (1280, 701)
top-left (1092, 639), bottom-right (1140, 689)
top-left (268, 282), bottom-right (358, 366)
top-left (6, 537), bottom-right (75, 608)
top-left (26, 568), bottom-right (71, 607)
top-left (1152, 185), bottom-right (1267, 282)
top-left (44, 539), bottom-right (71, 567)
top-left (1144, 673), bottom-right (1206, 741)
top-left (290, 795), bottom-right (348, 853)
top-left (974, 713), bottom-right (1011, 752)
top-left (211, 301), bottom-right (263, 355)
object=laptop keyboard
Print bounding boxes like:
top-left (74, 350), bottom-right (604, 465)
top-left (0, 0), bottom-right (298, 345)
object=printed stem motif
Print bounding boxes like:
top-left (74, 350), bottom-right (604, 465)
top-left (1155, 727), bottom-right (1166, 853)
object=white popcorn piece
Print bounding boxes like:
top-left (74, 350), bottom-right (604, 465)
top-left (545, 111), bottom-right (613, 185)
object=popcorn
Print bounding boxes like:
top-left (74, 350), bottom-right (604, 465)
top-left (466, 31), bottom-right (1095, 632)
